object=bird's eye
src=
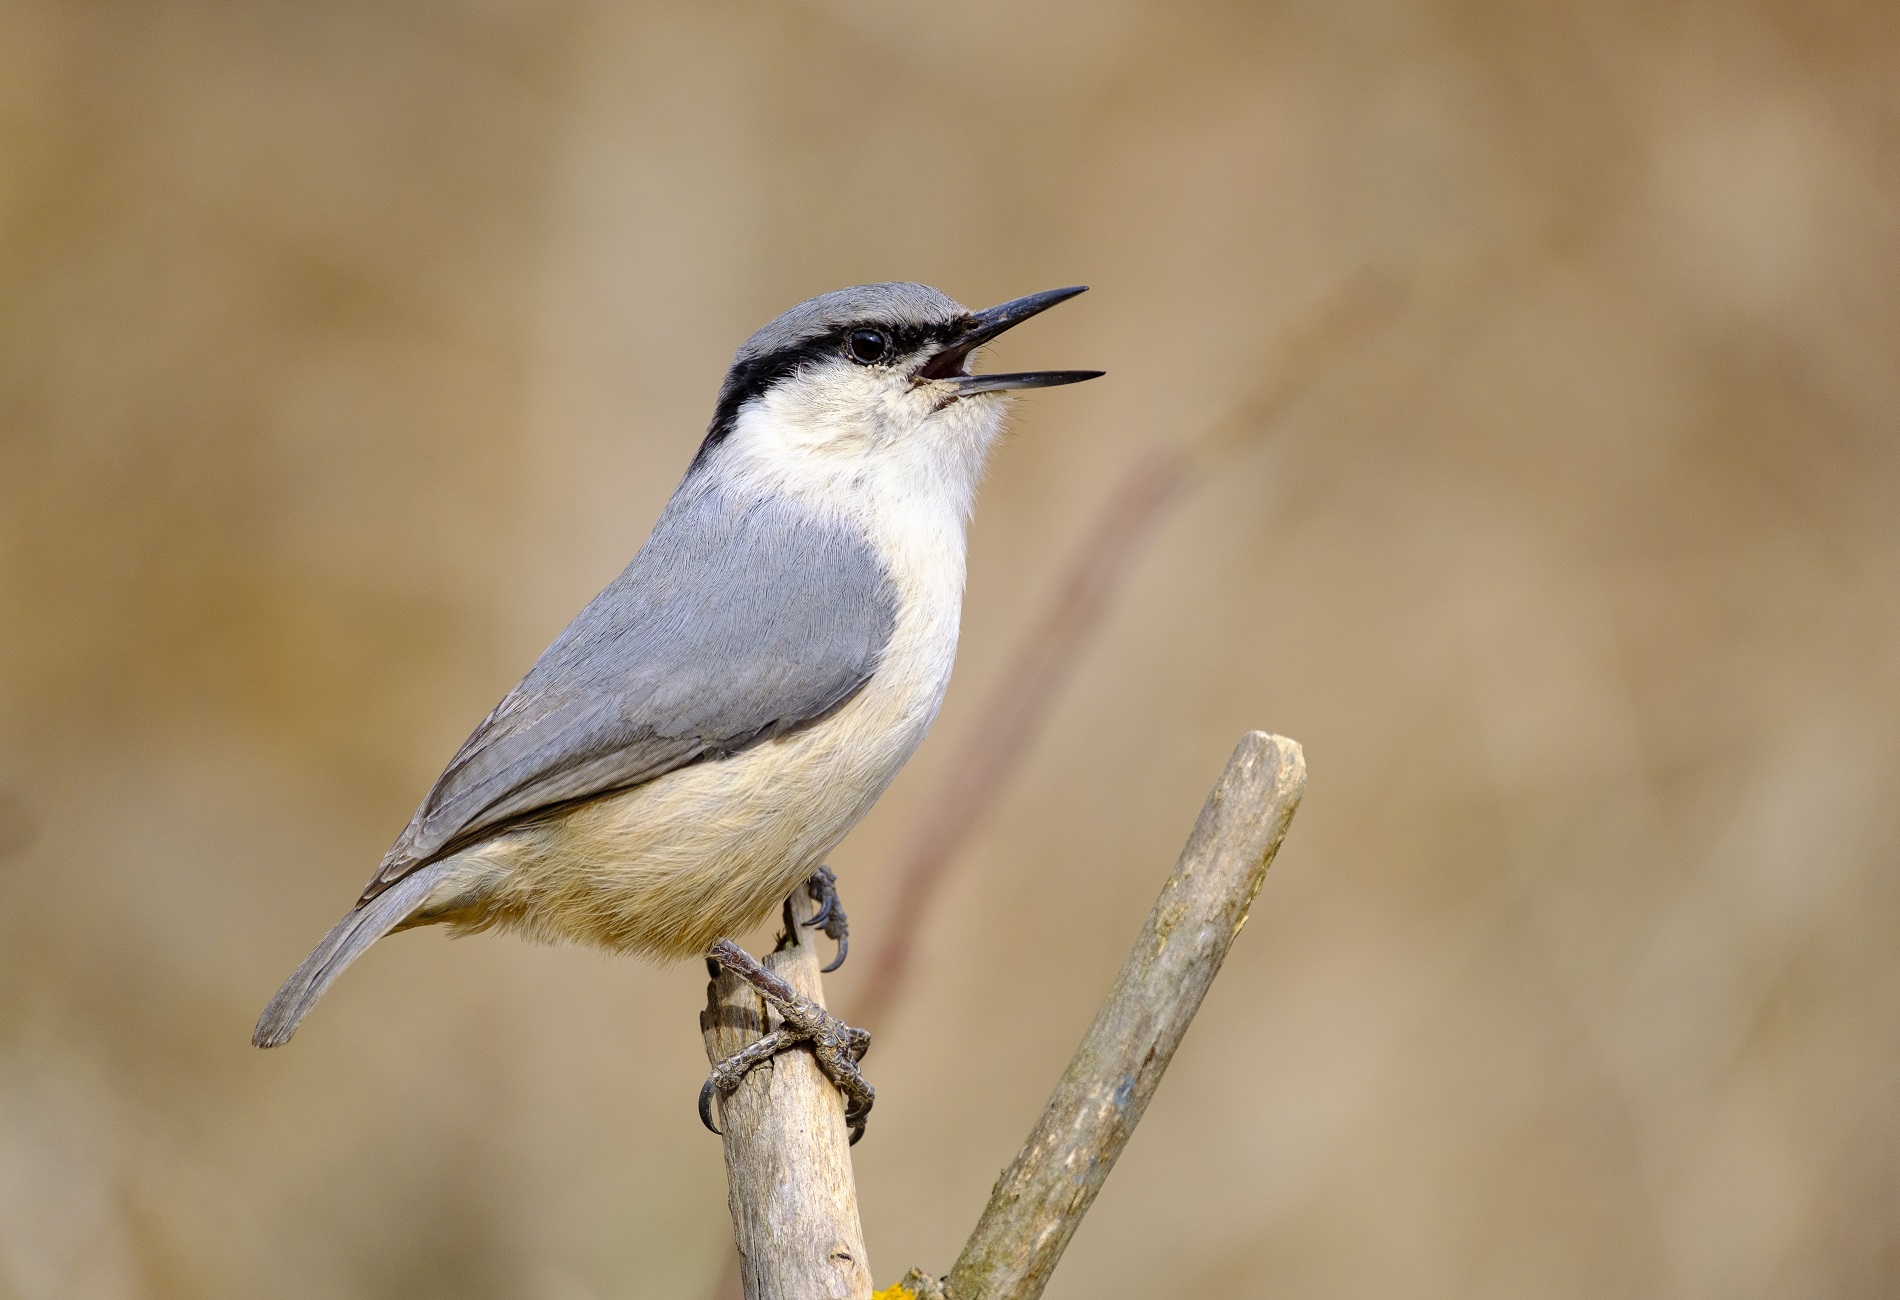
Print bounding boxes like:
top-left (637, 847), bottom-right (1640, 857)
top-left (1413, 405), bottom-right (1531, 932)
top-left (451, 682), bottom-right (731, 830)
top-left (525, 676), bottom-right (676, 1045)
top-left (847, 328), bottom-right (890, 365)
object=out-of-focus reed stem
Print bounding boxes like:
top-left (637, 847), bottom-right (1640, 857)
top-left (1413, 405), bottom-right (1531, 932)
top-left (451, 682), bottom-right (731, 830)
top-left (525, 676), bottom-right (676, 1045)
top-left (851, 279), bottom-right (1390, 1032)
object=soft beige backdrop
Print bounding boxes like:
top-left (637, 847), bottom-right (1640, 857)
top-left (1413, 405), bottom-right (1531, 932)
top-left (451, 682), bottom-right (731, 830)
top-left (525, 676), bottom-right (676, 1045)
top-left (3, 2), bottom-right (1897, 1297)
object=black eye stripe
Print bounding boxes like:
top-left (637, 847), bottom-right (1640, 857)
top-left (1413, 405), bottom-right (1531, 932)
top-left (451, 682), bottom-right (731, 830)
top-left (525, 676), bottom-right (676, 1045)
top-left (689, 316), bottom-right (975, 471)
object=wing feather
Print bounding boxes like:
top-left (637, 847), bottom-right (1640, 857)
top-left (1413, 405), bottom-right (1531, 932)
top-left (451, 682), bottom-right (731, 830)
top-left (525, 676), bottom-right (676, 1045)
top-left (361, 482), bottom-right (896, 901)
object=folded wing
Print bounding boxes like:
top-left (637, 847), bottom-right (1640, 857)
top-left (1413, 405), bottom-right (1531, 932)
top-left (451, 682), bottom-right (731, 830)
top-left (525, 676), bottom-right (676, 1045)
top-left (360, 483), bottom-right (897, 902)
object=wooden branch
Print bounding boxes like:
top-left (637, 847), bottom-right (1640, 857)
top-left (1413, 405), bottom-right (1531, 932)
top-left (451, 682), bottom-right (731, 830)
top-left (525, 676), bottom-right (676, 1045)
top-left (941, 731), bottom-right (1306, 1300)
top-left (702, 888), bottom-right (872, 1300)
top-left (701, 733), bottom-right (1304, 1300)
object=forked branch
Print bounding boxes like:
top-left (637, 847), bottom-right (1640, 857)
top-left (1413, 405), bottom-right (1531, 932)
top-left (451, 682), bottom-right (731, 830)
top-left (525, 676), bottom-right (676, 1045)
top-left (702, 732), bottom-right (1305, 1300)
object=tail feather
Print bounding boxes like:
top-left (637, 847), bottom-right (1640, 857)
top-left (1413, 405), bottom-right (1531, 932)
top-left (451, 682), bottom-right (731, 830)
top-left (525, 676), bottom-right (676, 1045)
top-left (252, 864), bottom-right (451, 1048)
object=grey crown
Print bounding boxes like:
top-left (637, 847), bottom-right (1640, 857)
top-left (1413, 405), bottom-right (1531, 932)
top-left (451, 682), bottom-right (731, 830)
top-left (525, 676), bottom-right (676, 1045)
top-left (730, 281), bottom-right (963, 364)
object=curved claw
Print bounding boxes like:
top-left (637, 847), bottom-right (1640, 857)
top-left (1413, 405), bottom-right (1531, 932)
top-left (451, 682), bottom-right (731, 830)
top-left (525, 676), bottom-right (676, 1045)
top-left (845, 1098), bottom-right (872, 1145)
top-left (698, 1077), bottom-right (723, 1136)
top-left (802, 867), bottom-right (849, 971)
top-left (804, 893), bottom-right (837, 930)
top-left (803, 867), bottom-right (840, 927)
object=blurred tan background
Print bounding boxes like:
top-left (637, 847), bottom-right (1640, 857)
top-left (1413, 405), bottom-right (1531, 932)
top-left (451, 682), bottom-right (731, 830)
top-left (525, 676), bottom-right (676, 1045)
top-left (4, 1), bottom-right (1898, 1296)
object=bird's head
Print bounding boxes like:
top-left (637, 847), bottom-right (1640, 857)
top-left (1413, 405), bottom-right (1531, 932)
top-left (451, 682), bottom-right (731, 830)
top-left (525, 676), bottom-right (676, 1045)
top-left (691, 283), bottom-right (1101, 505)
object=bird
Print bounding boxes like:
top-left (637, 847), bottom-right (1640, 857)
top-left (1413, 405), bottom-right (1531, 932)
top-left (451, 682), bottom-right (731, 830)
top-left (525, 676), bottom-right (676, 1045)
top-left (252, 281), bottom-right (1101, 1131)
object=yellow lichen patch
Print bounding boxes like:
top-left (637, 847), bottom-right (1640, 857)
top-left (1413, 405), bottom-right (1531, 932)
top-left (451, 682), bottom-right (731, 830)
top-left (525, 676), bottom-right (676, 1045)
top-left (870, 1268), bottom-right (946, 1300)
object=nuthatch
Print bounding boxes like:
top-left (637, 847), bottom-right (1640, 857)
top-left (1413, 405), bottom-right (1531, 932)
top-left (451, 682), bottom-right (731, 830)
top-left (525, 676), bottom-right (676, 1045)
top-left (254, 282), bottom-right (1101, 1133)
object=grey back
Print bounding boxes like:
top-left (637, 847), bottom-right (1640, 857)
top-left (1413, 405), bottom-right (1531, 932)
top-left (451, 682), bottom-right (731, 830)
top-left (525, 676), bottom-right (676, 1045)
top-left (363, 476), bottom-right (897, 900)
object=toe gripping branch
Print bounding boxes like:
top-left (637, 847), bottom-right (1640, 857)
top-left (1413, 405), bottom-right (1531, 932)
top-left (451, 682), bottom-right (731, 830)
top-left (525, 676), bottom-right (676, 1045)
top-left (699, 937), bottom-right (875, 1145)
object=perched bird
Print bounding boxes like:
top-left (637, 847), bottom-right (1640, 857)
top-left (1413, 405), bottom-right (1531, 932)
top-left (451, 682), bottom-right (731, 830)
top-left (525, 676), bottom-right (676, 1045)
top-left (253, 282), bottom-right (1100, 1125)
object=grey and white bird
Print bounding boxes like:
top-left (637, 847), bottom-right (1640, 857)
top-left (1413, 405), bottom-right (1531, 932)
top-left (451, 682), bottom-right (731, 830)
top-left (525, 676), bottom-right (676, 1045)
top-left (253, 281), bottom-right (1100, 1130)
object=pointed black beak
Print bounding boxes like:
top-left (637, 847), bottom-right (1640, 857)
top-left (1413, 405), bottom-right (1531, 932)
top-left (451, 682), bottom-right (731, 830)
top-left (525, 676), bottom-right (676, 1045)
top-left (917, 285), bottom-right (1104, 395)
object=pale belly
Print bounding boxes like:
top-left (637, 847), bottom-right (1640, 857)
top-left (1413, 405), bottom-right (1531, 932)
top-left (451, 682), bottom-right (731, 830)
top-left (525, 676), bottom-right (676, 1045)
top-left (419, 640), bottom-right (949, 959)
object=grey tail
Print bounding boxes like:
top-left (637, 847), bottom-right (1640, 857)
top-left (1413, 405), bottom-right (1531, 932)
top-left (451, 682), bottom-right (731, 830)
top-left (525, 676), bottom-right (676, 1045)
top-left (252, 864), bottom-right (451, 1048)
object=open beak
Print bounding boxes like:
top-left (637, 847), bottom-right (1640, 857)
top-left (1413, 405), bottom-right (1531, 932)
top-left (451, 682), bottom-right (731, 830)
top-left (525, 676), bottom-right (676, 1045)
top-left (917, 285), bottom-right (1105, 396)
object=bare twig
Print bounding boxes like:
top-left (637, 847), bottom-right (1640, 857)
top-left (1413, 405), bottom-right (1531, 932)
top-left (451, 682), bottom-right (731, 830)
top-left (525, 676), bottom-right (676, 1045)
top-left (851, 279), bottom-right (1387, 1031)
top-left (702, 889), bottom-right (872, 1300)
top-left (942, 731), bottom-right (1305, 1300)
top-left (708, 734), bottom-right (1305, 1300)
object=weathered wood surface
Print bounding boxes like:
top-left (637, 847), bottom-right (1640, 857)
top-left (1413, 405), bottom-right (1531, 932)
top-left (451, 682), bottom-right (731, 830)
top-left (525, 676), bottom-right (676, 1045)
top-left (702, 888), bottom-right (872, 1300)
top-left (942, 731), bottom-right (1306, 1300)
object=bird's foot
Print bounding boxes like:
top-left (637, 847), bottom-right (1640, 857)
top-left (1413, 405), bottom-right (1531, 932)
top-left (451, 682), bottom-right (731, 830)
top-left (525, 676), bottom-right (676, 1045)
top-left (800, 865), bottom-right (849, 972)
top-left (699, 936), bottom-right (874, 1144)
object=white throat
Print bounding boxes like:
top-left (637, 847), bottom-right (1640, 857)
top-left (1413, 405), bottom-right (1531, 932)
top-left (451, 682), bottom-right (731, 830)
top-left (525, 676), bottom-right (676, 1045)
top-left (713, 375), bottom-right (1008, 543)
